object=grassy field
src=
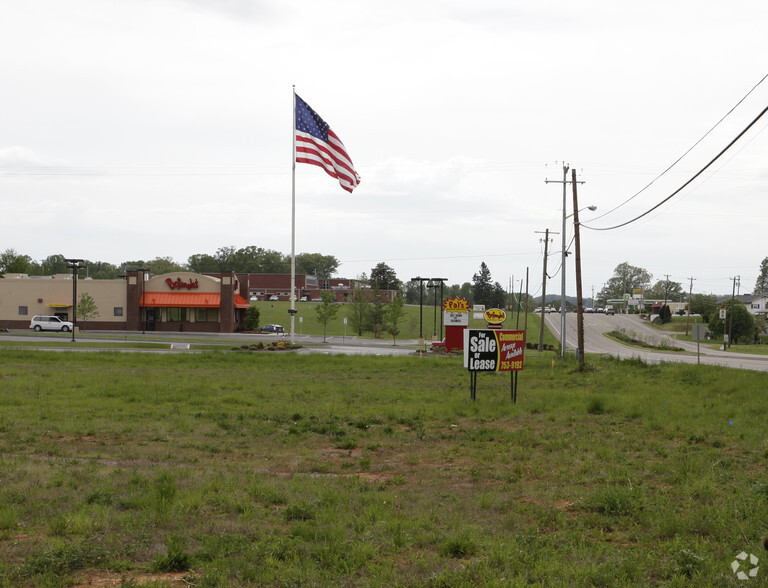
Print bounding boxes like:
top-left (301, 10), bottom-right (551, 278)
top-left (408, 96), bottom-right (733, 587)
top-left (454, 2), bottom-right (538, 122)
top-left (250, 301), bottom-right (550, 344)
top-left (2, 349), bottom-right (768, 586)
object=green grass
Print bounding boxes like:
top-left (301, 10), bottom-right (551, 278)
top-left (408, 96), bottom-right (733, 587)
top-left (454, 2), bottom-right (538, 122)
top-left (2, 349), bottom-right (767, 585)
top-left (254, 301), bottom-right (553, 344)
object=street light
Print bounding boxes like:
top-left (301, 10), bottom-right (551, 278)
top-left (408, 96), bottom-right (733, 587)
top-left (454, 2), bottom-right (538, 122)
top-left (64, 258), bottom-right (85, 342)
top-left (560, 205), bottom-right (596, 357)
top-left (410, 277), bottom-right (429, 341)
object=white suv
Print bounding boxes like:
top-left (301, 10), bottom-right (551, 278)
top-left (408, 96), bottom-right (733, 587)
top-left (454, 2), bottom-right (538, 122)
top-left (29, 315), bottom-right (73, 332)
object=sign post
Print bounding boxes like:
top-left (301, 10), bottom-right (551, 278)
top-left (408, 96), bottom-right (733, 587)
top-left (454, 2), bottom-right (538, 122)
top-left (463, 329), bottom-right (525, 402)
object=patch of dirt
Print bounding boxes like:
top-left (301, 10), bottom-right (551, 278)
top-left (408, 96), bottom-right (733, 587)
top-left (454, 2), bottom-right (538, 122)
top-left (72, 571), bottom-right (192, 587)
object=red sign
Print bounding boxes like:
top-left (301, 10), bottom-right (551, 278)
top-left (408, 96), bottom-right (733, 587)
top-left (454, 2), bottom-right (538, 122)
top-left (464, 329), bottom-right (525, 372)
top-left (166, 277), bottom-right (199, 290)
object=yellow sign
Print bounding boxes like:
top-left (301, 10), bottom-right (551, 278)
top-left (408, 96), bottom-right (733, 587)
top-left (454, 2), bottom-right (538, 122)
top-left (443, 297), bottom-right (470, 313)
top-left (484, 308), bottom-right (507, 324)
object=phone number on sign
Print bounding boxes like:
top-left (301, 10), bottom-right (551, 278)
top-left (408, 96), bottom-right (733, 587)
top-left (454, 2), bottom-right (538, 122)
top-left (499, 360), bottom-right (524, 371)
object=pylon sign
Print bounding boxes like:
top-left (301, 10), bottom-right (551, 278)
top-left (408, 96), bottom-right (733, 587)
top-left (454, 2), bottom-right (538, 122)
top-left (463, 329), bottom-right (525, 372)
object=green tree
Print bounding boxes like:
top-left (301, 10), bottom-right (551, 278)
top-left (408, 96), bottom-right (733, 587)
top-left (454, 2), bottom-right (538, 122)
top-left (754, 257), bottom-right (768, 294)
top-left (647, 279), bottom-right (683, 301)
top-left (0, 248), bottom-right (32, 276)
top-left (146, 257), bottom-right (186, 275)
top-left (366, 300), bottom-right (387, 338)
top-left (370, 262), bottom-right (400, 290)
top-left (295, 253), bottom-right (339, 278)
top-left (85, 261), bottom-right (119, 279)
top-left (347, 283), bottom-right (372, 336)
top-left (385, 295), bottom-right (406, 344)
top-left (29, 254), bottom-right (68, 276)
top-left (472, 262), bottom-right (494, 307)
top-left (314, 291), bottom-right (339, 342)
top-left (489, 282), bottom-right (507, 309)
top-left (403, 280), bottom-right (421, 304)
top-left (598, 262), bottom-right (653, 302)
top-left (243, 306), bottom-right (260, 331)
top-left (708, 298), bottom-right (755, 345)
top-left (658, 304), bottom-right (672, 324)
top-left (691, 293), bottom-right (718, 323)
top-left (76, 292), bottom-right (100, 330)
top-left (187, 253), bottom-right (219, 273)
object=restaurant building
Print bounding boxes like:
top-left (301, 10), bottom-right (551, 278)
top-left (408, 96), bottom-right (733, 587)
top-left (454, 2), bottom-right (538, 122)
top-left (0, 270), bottom-right (249, 333)
top-left (0, 271), bottom-right (394, 332)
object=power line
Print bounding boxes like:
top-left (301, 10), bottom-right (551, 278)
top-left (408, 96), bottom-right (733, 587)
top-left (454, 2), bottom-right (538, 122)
top-left (582, 103), bottom-right (768, 232)
top-left (588, 72), bottom-right (768, 224)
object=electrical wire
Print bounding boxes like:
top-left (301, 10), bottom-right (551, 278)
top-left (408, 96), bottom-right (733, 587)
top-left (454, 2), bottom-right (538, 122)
top-left (582, 104), bottom-right (768, 232)
top-left (589, 72), bottom-right (768, 223)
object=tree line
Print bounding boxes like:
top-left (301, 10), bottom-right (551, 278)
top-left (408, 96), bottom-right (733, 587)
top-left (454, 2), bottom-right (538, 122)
top-left (0, 247), bottom-right (341, 280)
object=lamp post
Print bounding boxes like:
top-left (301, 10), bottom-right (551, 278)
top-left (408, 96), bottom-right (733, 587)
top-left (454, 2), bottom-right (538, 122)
top-left (561, 204), bottom-right (597, 357)
top-left (64, 258), bottom-right (85, 342)
top-left (410, 277), bottom-right (429, 341)
top-left (428, 278), bottom-right (447, 340)
top-left (427, 280), bottom-right (437, 339)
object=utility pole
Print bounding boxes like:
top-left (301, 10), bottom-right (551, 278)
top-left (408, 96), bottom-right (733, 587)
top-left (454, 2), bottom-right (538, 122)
top-left (571, 169), bottom-right (586, 366)
top-left (545, 163), bottom-right (583, 358)
top-left (663, 274), bottom-right (671, 320)
top-left (535, 228), bottom-right (557, 351)
top-left (685, 277), bottom-right (695, 336)
top-left (728, 276), bottom-right (739, 348)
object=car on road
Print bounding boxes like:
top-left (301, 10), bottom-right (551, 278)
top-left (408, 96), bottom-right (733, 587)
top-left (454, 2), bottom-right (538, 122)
top-left (605, 305), bottom-right (615, 315)
top-left (260, 324), bottom-right (285, 334)
top-left (29, 315), bottom-right (73, 332)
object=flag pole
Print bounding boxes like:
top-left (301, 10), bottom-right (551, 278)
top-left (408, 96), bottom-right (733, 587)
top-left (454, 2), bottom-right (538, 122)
top-left (290, 86), bottom-right (296, 344)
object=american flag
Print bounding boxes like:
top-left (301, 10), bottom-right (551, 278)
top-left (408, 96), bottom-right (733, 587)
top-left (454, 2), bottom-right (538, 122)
top-left (295, 94), bottom-right (361, 193)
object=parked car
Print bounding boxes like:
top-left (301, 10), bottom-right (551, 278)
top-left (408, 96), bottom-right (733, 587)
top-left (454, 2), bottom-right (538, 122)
top-left (260, 324), bottom-right (285, 334)
top-left (29, 315), bottom-right (73, 332)
top-left (605, 305), bottom-right (615, 315)
top-left (300, 296), bottom-right (309, 302)
top-left (311, 297), bottom-right (323, 302)
top-left (268, 295), bottom-right (279, 301)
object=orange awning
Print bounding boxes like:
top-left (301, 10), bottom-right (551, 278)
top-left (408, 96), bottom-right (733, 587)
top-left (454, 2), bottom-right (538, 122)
top-left (234, 294), bottom-right (250, 309)
top-left (141, 292), bottom-right (221, 308)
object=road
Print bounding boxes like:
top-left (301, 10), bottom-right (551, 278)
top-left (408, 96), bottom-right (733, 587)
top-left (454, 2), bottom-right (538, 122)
top-left (4, 319), bottom-right (768, 371)
top-left (543, 311), bottom-right (768, 372)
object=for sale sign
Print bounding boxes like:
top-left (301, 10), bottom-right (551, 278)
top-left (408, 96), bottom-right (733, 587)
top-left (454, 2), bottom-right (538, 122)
top-left (463, 329), bottom-right (525, 372)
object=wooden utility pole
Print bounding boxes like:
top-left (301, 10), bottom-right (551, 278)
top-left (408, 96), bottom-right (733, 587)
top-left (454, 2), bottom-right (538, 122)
top-left (535, 229), bottom-right (557, 351)
top-left (571, 169), bottom-right (586, 366)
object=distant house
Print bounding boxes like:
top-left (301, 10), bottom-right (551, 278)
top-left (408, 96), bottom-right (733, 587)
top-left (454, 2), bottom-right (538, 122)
top-left (718, 292), bottom-right (768, 317)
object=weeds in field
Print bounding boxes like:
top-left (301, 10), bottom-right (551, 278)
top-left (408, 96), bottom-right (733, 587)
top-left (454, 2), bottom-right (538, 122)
top-left (1, 350), bottom-right (768, 585)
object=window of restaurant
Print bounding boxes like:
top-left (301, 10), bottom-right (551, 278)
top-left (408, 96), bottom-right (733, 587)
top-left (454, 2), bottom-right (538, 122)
top-left (167, 308), bottom-right (190, 322)
top-left (195, 308), bottom-right (217, 322)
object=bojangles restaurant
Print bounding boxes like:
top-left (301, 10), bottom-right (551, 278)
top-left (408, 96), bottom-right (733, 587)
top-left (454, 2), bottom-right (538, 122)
top-left (126, 270), bottom-right (250, 332)
top-left (0, 270), bottom-right (251, 333)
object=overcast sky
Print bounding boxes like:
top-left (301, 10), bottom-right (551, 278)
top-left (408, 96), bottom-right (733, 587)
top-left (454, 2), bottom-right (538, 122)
top-left (2, 1), bottom-right (766, 299)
